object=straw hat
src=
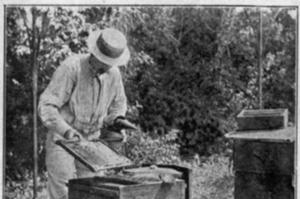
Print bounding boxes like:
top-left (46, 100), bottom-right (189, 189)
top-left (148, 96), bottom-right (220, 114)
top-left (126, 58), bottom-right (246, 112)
top-left (87, 28), bottom-right (130, 66)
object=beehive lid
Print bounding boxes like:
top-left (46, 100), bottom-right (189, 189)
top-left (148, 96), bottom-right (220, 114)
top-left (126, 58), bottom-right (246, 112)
top-left (237, 108), bottom-right (288, 117)
top-left (236, 109), bottom-right (288, 130)
top-left (225, 126), bottom-right (296, 143)
top-left (56, 140), bottom-right (133, 172)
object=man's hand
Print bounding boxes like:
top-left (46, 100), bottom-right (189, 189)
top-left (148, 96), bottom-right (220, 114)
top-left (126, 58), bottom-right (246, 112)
top-left (64, 129), bottom-right (83, 141)
top-left (87, 130), bottom-right (101, 141)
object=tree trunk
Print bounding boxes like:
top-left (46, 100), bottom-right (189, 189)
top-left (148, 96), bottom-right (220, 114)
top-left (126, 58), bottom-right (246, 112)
top-left (258, 9), bottom-right (263, 109)
top-left (31, 7), bottom-right (39, 199)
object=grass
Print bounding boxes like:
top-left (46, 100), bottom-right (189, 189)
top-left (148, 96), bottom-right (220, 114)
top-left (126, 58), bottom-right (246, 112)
top-left (187, 155), bottom-right (234, 199)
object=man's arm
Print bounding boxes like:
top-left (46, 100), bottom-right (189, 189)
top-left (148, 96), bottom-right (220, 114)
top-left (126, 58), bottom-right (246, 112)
top-left (38, 58), bottom-right (76, 136)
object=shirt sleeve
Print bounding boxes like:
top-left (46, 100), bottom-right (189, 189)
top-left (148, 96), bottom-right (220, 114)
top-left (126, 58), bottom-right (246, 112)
top-left (38, 58), bottom-right (76, 136)
top-left (104, 69), bottom-right (127, 126)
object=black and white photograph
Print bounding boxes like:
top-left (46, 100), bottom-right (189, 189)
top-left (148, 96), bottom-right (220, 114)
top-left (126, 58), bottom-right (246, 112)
top-left (2, 1), bottom-right (299, 199)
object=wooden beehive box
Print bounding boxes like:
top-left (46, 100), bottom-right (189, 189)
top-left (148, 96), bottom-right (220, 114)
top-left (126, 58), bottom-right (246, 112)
top-left (231, 127), bottom-right (295, 175)
top-left (226, 126), bottom-right (296, 199)
top-left (68, 176), bottom-right (186, 199)
top-left (236, 109), bottom-right (288, 130)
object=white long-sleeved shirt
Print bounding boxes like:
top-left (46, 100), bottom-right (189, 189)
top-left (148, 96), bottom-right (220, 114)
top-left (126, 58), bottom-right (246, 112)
top-left (38, 54), bottom-right (127, 140)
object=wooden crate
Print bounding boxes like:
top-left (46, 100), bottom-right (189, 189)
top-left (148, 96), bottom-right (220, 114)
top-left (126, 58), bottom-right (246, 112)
top-left (235, 171), bottom-right (294, 199)
top-left (68, 176), bottom-right (186, 199)
top-left (236, 109), bottom-right (288, 130)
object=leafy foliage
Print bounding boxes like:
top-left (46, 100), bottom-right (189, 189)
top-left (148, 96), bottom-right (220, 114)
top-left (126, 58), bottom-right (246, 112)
top-left (125, 7), bottom-right (295, 156)
top-left (126, 129), bottom-right (181, 165)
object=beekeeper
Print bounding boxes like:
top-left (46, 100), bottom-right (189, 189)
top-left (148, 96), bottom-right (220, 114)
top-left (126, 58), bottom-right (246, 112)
top-left (38, 28), bottom-right (130, 199)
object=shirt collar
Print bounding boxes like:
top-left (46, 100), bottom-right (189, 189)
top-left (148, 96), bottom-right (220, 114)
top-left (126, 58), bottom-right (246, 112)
top-left (87, 56), bottom-right (108, 77)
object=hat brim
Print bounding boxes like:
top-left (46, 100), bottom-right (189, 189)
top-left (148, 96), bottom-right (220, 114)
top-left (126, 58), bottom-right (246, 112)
top-left (87, 30), bottom-right (130, 67)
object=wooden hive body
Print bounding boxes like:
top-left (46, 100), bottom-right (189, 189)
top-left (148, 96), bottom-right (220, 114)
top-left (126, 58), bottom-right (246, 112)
top-left (68, 176), bottom-right (186, 199)
top-left (226, 118), bottom-right (295, 199)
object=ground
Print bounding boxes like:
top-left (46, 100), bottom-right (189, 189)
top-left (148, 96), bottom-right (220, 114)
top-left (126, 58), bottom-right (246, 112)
top-left (5, 155), bottom-right (234, 199)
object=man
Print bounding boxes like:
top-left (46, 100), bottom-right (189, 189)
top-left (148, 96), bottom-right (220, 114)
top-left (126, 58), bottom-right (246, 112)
top-left (38, 28), bottom-right (130, 199)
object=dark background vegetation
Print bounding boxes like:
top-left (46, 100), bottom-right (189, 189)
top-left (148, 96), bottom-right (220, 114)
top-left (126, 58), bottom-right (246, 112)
top-left (5, 7), bottom-right (296, 195)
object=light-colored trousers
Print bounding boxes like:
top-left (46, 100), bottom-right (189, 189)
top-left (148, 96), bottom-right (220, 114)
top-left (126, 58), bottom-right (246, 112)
top-left (46, 139), bottom-right (99, 199)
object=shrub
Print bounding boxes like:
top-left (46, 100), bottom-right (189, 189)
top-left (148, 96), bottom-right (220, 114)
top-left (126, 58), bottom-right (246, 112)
top-left (125, 129), bottom-right (181, 165)
top-left (5, 174), bottom-right (48, 199)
